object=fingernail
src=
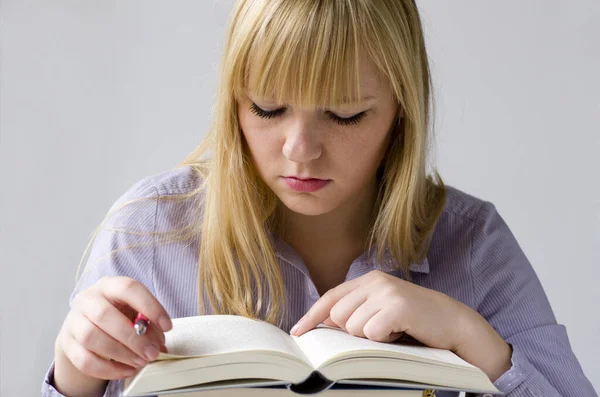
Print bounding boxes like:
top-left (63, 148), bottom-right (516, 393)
top-left (144, 344), bottom-right (159, 361)
top-left (290, 323), bottom-right (300, 335)
top-left (159, 316), bottom-right (172, 332)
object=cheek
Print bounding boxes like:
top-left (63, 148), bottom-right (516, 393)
top-left (245, 129), bottom-right (278, 157)
top-left (332, 126), bottom-right (391, 174)
top-left (240, 121), bottom-right (281, 172)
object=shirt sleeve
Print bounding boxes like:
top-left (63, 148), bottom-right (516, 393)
top-left (469, 202), bottom-right (597, 396)
top-left (41, 176), bottom-right (160, 397)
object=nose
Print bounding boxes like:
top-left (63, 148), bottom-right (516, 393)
top-left (282, 117), bottom-right (322, 162)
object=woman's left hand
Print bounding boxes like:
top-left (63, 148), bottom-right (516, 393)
top-left (290, 270), bottom-right (512, 381)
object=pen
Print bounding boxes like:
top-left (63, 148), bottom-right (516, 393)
top-left (133, 313), bottom-right (150, 336)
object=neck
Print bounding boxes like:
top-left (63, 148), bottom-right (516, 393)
top-left (278, 178), bottom-right (379, 252)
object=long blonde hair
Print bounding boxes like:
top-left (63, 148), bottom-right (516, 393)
top-left (78, 0), bottom-right (446, 328)
top-left (182, 0), bottom-right (445, 324)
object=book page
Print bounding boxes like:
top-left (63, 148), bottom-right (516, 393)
top-left (291, 325), bottom-right (475, 370)
top-left (157, 315), bottom-right (308, 364)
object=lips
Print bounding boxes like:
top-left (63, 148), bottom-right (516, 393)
top-left (283, 177), bottom-right (330, 192)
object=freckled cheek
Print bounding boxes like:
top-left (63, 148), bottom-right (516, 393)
top-left (336, 133), bottom-right (387, 169)
top-left (242, 128), bottom-right (282, 174)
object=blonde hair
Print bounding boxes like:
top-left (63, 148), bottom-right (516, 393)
top-left (78, 0), bottom-right (446, 328)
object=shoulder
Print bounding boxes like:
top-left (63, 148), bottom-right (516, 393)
top-left (437, 185), bottom-right (509, 243)
top-left (434, 187), bottom-right (553, 325)
top-left (105, 165), bottom-right (204, 230)
top-left (145, 165), bottom-right (204, 197)
top-left (433, 184), bottom-right (508, 240)
top-left (427, 185), bottom-right (490, 264)
top-left (423, 185), bottom-right (527, 307)
top-left (439, 185), bottom-right (491, 221)
top-left (425, 185), bottom-right (503, 277)
top-left (119, 165), bottom-right (202, 200)
top-left (428, 184), bottom-right (526, 283)
top-left (432, 184), bottom-right (507, 253)
top-left (73, 166), bottom-right (204, 300)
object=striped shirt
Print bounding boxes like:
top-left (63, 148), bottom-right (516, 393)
top-left (42, 166), bottom-right (597, 397)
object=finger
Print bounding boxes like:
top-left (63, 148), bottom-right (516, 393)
top-left (66, 310), bottom-right (148, 369)
top-left (99, 277), bottom-right (172, 332)
top-left (344, 299), bottom-right (383, 338)
top-left (291, 278), bottom-right (361, 336)
top-left (142, 322), bottom-right (167, 356)
top-left (363, 308), bottom-right (405, 343)
top-left (61, 329), bottom-right (138, 381)
top-left (145, 321), bottom-right (166, 347)
top-left (322, 317), bottom-right (338, 328)
top-left (328, 288), bottom-right (369, 331)
top-left (73, 291), bottom-right (163, 362)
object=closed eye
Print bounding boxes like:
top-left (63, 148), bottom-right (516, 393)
top-left (327, 111), bottom-right (367, 126)
top-left (249, 103), bottom-right (367, 126)
top-left (249, 103), bottom-right (286, 119)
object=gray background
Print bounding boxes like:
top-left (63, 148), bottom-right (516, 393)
top-left (1, 1), bottom-right (598, 395)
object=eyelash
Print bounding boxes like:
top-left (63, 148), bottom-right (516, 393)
top-left (249, 103), bottom-right (367, 126)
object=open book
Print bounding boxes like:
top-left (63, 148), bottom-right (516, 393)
top-left (122, 315), bottom-right (500, 396)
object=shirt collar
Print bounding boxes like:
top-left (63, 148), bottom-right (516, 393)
top-left (409, 257), bottom-right (430, 273)
top-left (373, 246), bottom-right (430, 274)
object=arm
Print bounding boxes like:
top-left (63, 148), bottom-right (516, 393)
top-left (467, 202), bottom-right (596, 396)
top-left (42, 176), bottom-right (160, 397)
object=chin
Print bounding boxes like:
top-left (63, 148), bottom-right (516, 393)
top-left (278, 194), bottom-right (338, 217)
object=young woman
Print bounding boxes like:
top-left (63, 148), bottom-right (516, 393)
top-left (42, 1), bottom-right (596, 396)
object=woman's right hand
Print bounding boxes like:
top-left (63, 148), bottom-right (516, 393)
top-left (53, 276), bottom-right (172, 394)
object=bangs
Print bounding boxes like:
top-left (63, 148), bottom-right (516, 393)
top-left (232, 1), bottom-right (366, 109)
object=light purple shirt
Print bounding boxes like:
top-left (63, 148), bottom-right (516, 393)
top-left (42, 166), bottom-right (597, 397)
